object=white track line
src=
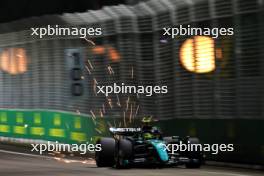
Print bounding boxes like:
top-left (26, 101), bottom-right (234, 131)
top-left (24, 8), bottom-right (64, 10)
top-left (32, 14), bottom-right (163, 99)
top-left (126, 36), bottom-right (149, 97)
top-left (0, 149), bottom-right (96, 165)
top-left (0, 149), bottom-right (53, 159)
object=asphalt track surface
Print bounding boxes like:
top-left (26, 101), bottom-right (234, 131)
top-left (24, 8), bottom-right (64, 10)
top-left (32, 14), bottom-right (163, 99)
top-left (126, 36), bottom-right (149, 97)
top-left (0, 148), bottom-right (263, 176)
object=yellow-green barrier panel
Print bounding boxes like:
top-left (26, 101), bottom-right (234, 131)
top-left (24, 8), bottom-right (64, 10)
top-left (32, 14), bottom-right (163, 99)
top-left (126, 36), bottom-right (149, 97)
top-left (0, 109), bottom-right (109, 144)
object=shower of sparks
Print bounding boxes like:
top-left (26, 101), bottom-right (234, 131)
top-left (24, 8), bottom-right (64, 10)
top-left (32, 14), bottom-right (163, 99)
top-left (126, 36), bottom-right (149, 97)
top-left (90, 110), bottom-right (96, 121)
top-left (116, 94), bottom-right (121, 107)
top-left (129, 104), bottom-right (133, 123)
top-left (135, 105), bottom-right (140, 118)
top-left (107, 65), bottom-right (115, 75)
top-left (84, 41), bottom-right (145, 130)
top-left (93, 78), bottom-right (98, 96)
top-left (54, 157), bottom-right (95, 165)
top-left (85, 65), bottom-right (91, 75)
top-left (92, 119), bottom-right (97, 126)
top-left (53, 151), bottom-right (61, 154)
top-left (93, 78), bottom-right (98, 84)
top-left (132, 102), bottom-right (137, 120)
top-left (48, 152), bottom-right (55, 156)
top-left (99, 109), bottom-right (103, 118)
top-left (102, 104), bottom-right (106, 113)
top-left (136, 93), bottom-right (140, 99)
top-left (123, 111), bottom-right (126, 127)
top-left (83, 38), bottom-right (96, 46)
top-left (126, 97), bottom-right (130, 111)
top-left (82, 159), bottom-right (96, 165)
top-left (95, 128), bottom-right (102, 134)
top-left (87, 59), bottom-right (94, 70)
top-left (107, 121), bottom-right (113, 128)
top-left (107, 97), bottom-right (113, 109)
top-left (131, 67), bottom-right (134, 79)
top-left (114, 120), bottom-right (116, 127)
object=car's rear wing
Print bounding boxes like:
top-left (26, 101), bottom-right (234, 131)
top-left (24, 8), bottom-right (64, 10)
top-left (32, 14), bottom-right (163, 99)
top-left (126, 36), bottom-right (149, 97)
top-left (109, 127), bottom-right (141, 135)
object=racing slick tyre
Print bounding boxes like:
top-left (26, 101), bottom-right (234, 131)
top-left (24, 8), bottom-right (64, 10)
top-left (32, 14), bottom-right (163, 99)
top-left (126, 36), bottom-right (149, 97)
top-left (95, 137), bottom-right (116, 167)
top-left (115, 139), bottom-right (133, 169)
top-left (185, 137), bottom-right (202, 169)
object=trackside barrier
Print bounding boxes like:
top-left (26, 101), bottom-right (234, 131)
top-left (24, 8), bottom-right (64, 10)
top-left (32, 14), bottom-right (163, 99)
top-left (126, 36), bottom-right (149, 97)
top-left (0, 109), bottom-right (263, 165)
top-left (0, 109), bottom-right (107, 144)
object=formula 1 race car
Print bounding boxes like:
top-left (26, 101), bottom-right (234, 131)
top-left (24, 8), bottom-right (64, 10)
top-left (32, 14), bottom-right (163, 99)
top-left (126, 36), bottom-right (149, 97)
top-left (95, 117), bottom-right (204, 168)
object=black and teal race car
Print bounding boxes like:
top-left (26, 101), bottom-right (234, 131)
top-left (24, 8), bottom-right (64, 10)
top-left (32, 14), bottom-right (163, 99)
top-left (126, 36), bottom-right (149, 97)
top-left (95, 118), bottom-right (204, 168)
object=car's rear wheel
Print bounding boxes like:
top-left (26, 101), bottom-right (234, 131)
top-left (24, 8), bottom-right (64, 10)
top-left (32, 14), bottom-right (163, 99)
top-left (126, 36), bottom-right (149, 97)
top-left (185, 159), bottom-right (202, 168)
top-left (185, 137), bottom-right (202, 168)
top-left (95, 137), bottom-right (116, 167)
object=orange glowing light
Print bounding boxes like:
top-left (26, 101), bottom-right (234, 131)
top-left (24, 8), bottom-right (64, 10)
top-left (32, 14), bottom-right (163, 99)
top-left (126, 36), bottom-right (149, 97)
top-left (91, 45), bottom-right (121, 62)
top-left (0, 48), bottom-right (28, 75)
top-left (216, 48), bottom-right (223, 59)
top-left (179, 36), bottom-right (215, 73)
top-left (92, 46), bottom-right (105, 55)
top-left (108, 46), bottom-right (120, 62)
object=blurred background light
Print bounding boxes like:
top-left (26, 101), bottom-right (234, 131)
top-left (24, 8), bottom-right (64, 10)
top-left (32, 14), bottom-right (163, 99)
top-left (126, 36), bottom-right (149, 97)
top-left (180, 36), bottom-right (215, 73)
top-left (0, 48), bottom-right (28, 75)
top-left (91, 46), bottom-right (121, 62)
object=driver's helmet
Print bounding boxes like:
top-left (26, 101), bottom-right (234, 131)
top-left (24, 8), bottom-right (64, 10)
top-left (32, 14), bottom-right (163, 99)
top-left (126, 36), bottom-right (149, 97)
top-left (143, 132), bottom-right (153, 140)
top-left (142, 116), bottom-right (152, 123)
top-left (141, 116), bottom-right (153, 132)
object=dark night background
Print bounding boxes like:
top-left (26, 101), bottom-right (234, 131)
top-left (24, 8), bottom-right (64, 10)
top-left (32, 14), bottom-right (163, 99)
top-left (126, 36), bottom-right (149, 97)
top-left (0, 0), bottom-right (263, 174)
top-left (0, 0), bottom-right (126, 23)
